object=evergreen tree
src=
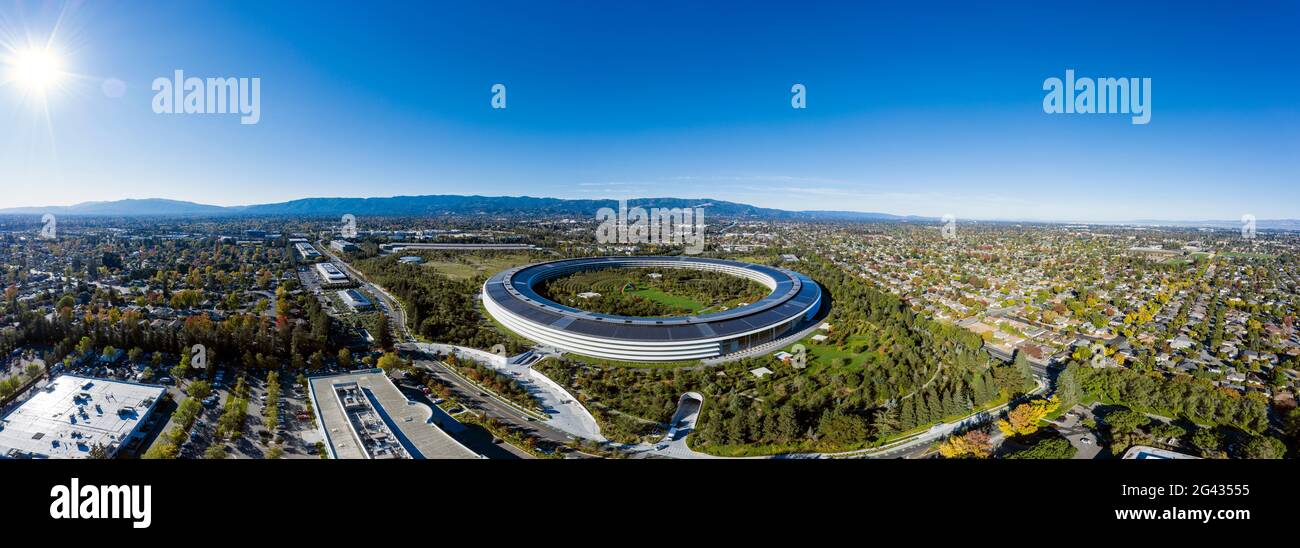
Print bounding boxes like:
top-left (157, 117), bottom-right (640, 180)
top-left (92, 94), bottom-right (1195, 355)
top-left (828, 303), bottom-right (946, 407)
top-left (872, 406), bottom-right (899, 438)
top-left (899, 399), bottom-right (916, 430)
top-left (912, 396), bottom-right (928, 427)
top-left (1056, 363), bottom-right (1082, 406)
top-left (776, 406), bottom-right (800, 444)
top-left (926, 391), bottom-right (943, 422)
top-left (942, 389), bottom-right (961, 417)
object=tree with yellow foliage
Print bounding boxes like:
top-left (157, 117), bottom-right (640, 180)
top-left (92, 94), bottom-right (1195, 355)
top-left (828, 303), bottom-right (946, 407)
top-left (938, 429), bottom-right (993, 459)
top-left (997, 396), bottom-right (1060, 437)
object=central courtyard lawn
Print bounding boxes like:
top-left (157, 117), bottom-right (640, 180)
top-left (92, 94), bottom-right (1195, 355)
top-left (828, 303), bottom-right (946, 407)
top-left (626, 285), bottom-right (705, 313)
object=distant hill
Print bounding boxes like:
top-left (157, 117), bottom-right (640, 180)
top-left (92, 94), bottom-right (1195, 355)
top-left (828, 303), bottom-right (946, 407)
top-left (0, 194), bottom-right (918, 221)
top-left (0, 194), bottom-right (1294, 228)
top-left (0, 198), bottom-right (230, 216)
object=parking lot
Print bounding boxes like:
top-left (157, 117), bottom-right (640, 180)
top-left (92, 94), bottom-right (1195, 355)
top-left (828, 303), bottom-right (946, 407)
top-left (116, 364), bottom-right (359, 459)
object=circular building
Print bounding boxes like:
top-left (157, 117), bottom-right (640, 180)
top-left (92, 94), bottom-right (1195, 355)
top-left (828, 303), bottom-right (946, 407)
top-left (482, 256), bottom-right (823, 362)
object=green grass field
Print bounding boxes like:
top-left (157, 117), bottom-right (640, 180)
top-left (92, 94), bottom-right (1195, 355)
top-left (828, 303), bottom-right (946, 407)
top-left (789, 334), bottom-right (873, 370)
top-left (626, 285), bottom-right (705, 312)
top-left (537, 266), bottom-right (768, 318)
top-left (421, 253), bottom-right (536, 281)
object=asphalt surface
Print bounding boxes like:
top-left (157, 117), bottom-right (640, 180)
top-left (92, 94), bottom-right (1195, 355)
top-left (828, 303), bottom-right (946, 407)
top-left (395, 383), bottom-right (529, 459)
top-left (408, 356), bottom-right (576, 450)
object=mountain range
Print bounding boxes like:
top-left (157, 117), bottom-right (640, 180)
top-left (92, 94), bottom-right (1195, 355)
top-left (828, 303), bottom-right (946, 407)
top-left (0, 195), bottom-right (1297, 229)
top-left (0, 195), bottom-right (920, 222)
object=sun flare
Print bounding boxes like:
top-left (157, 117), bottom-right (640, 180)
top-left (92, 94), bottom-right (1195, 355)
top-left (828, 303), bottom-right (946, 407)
top-left (7, 47), bottom-right (65, 93)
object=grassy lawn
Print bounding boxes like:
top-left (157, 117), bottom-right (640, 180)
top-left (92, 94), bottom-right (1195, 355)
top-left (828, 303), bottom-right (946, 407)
top-left (421, 253), bottom-right (536, 281)
top-left (626, 285), bottom-right (705, 312)
top-left (785, 334), bottom-right (873, 370)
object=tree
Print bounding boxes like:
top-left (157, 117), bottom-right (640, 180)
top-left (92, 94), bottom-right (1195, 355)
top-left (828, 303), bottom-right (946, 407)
top-left (1192, 428), bottom-right (1222, 458)
top-left (899, 399), bottom-right (916, 430)
top-left (1241, 436), bottom-right (1286, 459)
top-left (143, 442), bottom-right (179, 459)
top-left (1284, 408), bottom-right (1300, 441)
top-left (376, 318), bottom-right (394, 350)
top-left (1013, 350), bottom-right (1034, 384)
top-left (1056, 363), bottom-right (1082, 405)
top-left (997, 396), bottom-right (1060, 437)
top-left (871, 406), bottom-right (899, 438)
top-left (266, 444), bottom-right (284, 460)
top-left (1103, 408), bottom-right (1150, 436)
top-left (776, 406), bottom-right (800, 444)
top-left (1004, 436), bottom-right (1076, 459)
top-left (188, 380), bottom-right (212, 400)
top-left (376, 352), bottom-right (404, 374)
top-left (938, 429), bottom-right (992, 459)
top-left (338, 348), bottom-right (353, 369)
top-left (76, 336), bottom-right (94, 357)
top-left (815, 410), bottom-right (867, 447)
top-left (1102, 408), bottom-right (1152, 454)
top-left (204, 444), bottom-right (227, 459)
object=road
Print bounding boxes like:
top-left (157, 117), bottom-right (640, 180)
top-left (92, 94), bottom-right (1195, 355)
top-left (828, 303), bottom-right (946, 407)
top-left (405, 354), bottom-right (578, 449)
top-left (394, 381), bottom-right (530, 459)
top-left (319, 247), bottom-right (412, 343)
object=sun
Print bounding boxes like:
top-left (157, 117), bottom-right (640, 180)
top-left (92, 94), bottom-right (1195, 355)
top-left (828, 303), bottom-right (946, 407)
top-left (8, 47), bottom-right (66, 92)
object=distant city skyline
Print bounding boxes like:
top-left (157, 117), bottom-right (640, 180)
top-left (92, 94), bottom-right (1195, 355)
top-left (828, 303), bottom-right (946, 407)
top-left (1, 0), bottom-right (1297, 221)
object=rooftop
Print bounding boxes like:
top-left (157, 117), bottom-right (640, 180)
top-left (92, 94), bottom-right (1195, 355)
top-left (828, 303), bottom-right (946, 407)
top-left (308, 370), bottom-right (478, 459)
top-left (0, 375), bottom-right (165, 459)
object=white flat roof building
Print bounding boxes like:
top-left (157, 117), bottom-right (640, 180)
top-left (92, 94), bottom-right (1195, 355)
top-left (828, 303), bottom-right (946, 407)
top-left (330, 240), bottom-right (359, 253)
top-left (338, 289), bottom-right (373, 311)
top-left (315, 262), bottom-right (350, 285)
top-left (0, 375), bottom-right (165, 459)
top-left (295, 242), bottom-right (322, 260)
top-left (307, 370), bottom-right (478, 459)
top-left (1122, 445), bottom-right (1201, 459)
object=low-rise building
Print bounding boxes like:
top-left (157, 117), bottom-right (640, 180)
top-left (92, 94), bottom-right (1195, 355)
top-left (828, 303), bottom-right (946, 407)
top-left (338, 289), bottom-right (373, 311)
top-left (315, 262), bottom-right (350, 286)
top-left (0, 375), bottom-right (165, 459)
top-left (330, 240), bottom-right (359, 253)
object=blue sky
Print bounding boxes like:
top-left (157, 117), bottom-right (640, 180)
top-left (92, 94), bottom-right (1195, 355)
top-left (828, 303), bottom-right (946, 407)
top-left (1, 0), bottom-right (1297, 221)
